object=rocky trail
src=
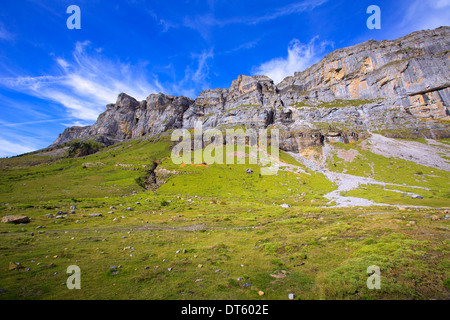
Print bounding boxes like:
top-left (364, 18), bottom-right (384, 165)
top-left (286, 140), bottom-right (442, 208)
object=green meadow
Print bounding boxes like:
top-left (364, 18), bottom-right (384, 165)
top-left (0, 136), bottom-right (449, 300)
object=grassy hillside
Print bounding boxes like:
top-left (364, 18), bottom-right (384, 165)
top-left (0, 136), bottom-right (449, 300)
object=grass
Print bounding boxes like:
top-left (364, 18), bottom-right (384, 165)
top-left (325, 141), bottom-right (450, 206)
top-left (0, 135), bottom-right (449, 300)
top-left (292, 98), bottom-right (378, 109)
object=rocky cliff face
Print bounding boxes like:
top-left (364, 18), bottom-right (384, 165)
top-left (52, 27), bottom-right (450, 151)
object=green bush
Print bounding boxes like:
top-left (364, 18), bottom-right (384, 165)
top-left (68, 141), bottom-right (103, 157)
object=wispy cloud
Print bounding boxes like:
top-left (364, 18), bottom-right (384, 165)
top-left (0, 118), bottom-right (71, 128)
top-left (397, 0), bottom-right (450, 35)
top-left (170, 48), bottom-right (214, 98)
top-left (221, 38), bottom-right (262, 55)
top-left (183, 0), bottom-right (328, 38)
top-left (0, 41), bottom-right (161, 121)
top-left (252, 37), bottom-right (333, 84)
top-left (0, 23), bottom-right (13, 41)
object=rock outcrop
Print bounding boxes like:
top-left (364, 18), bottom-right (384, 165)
top-left (51, 27), bottom-right (450, 151)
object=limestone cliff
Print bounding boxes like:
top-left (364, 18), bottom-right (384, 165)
top-left (52, 27), bottom-right (450, 151)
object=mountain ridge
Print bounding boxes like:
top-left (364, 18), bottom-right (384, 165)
top-left (52, 26), bottom-right (450, 150)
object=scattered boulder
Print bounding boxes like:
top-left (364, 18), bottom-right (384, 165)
top-left (1, 215), bottom-right (30, 224)
top-left (280, 204), bottom-right (292, 208)
top-left (245, 168), bottom-right (253, 174)
top-left (411, 194), bottom-right (423, 199)
top-left (89, 213), bottom-right (103, 217)
top-left (288, 293), bottom-right (295, 300)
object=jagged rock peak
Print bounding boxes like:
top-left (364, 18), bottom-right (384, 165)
top-left (51, 26), bottom-right (450, 148)
top-left (116, 92), bottom-right (139, 109)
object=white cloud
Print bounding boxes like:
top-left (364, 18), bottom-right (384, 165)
top-left (0, 41), bottom-right (161, 121)
top-left (252, 37), bottom-right (333, 84)
top-left (0, 138), bottom-right (36, 157)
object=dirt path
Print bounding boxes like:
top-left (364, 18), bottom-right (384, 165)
top-left (287, 151), bottom-right (430, 208)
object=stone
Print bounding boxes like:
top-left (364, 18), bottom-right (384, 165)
top-left (89, 213), bottom-right (103, 217)
top-left (245, 168), bottom-right (253, 174)
top-left (242, 283), bottom-right (252, 288)
top-left (258, 291), bottom-right (264, 296)
top-left (280, 204), bottom-right (292, 208)
top-left (125, 207), bottom-right (133, 211)
top-left (9, 262), bottom-right (21, 270)
top-left (1, 215), bottom-right (30, 224)
top-left (289, 293), bottom-right (295, 300)
top-left (411, 194), bottom-right (423, 199)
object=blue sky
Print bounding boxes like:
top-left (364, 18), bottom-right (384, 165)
top-left (0, 0), bottom-right (449, 157)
